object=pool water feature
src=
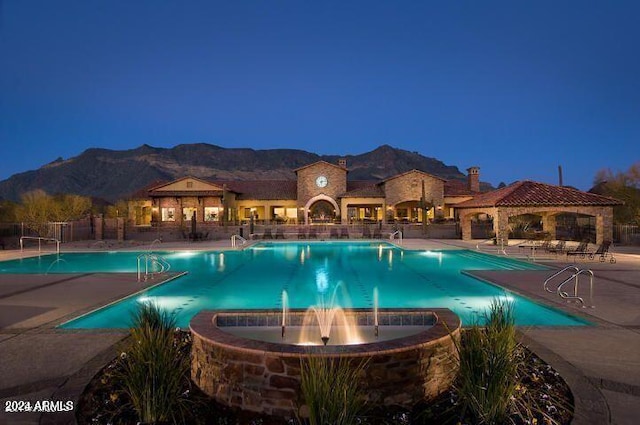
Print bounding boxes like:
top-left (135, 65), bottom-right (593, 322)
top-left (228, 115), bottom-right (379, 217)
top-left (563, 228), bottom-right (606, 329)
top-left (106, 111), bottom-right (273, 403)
top-left (191, 308), bottom-right (460, 416)
top-left (0, 242), bottom-right (589, 328)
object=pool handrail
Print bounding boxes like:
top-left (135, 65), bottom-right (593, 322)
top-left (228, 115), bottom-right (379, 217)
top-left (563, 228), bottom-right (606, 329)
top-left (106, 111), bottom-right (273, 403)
top-left (556, 268), bottom-right (595, 308)
top-left (543, 265), bottom-right (580, 293)
top-left (137, 252), bottom-right (170, 282)
top-left (231, 234), bottom-right (247, 248)
top-left (20, 236), bottom-right (60, 255)
top-left (389, 230), bottom-right (403, 244)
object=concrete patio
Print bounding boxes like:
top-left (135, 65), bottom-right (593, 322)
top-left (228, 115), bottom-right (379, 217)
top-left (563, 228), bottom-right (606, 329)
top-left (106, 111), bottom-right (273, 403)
top-left (0, 239), bottom-right (638, 424)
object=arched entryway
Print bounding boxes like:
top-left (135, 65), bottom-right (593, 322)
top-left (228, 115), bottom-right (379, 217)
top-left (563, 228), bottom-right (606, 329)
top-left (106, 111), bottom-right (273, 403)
top-left (304, 195), bottom-right (340, 224)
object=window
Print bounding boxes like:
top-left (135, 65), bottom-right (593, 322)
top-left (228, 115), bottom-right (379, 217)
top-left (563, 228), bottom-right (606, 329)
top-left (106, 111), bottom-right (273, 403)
top-left (204, 207), bottom-right (221, 222)
top-left (161, 207), bottom-right (175, 222)
top-left (186, 181), bottom-right (193, 188)
top-left (183, 207), bottom-right (197, 221)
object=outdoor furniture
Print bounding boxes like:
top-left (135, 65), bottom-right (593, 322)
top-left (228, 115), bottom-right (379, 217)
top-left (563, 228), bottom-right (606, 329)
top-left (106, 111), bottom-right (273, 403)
top-left (589, 240), bottom-right (616, 263)
top-left (330, 227), bottom-right (339, 239)
top-left (565, 240), bottom-right (590, 259)
top-left (262, 228), bottom-right (273, 239)
top-left (547, 240), bottom-right (566, 254)
top-left (340, 227), bottom-right (350, 239)
top-left (297, 227), bottom-right (307, 239)
top-left (275, 228), bottom-right (285, 239)
top-left (308, 227), bottom-right (318, 239)
top-left (373, 227), bottom-right (382, 239)
top-left (362, 226), bottom-right (372, 239)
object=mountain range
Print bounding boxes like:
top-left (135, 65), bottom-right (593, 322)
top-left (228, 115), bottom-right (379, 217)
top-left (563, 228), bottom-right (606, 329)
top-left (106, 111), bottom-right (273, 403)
top-left (0, 144), bottom-right (486, 203)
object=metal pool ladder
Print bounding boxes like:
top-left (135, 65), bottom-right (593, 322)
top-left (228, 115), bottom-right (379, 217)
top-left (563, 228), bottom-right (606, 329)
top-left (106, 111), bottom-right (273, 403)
top-left (137, 253), bottom-right (171, 282)
top-left (543, 265), bottom-right (595, 308)
top-left (231, 234), bottom-right (247, 248)
top-left (389, 230), bottom-right (403, 244)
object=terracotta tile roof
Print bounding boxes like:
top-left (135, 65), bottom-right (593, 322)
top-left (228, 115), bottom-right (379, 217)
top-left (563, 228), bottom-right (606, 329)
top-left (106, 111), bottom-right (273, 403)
top-left (219, 180), bottom-right (298, 200)
top-left (455, 181), bottom-right (623, 208)
top-left (444, 179), bottom-right (473, 196)
top-left (129, 180), bottom-right (166, 199)
top-left (149, 190), bottom-right (224, 197)
top-left (340, 181), bottom-right (385, 198)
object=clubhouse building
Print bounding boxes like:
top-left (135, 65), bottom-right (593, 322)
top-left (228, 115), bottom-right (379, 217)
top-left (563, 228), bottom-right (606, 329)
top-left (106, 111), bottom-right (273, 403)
top-left (128, 159), bottom-right (621, 244)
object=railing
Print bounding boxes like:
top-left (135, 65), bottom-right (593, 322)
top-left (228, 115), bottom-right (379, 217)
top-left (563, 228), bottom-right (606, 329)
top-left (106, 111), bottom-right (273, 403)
top-left (389, 230), bottom-right (403, 244)
top-left (476, 237), bottom-right (508, 256)
top-left (137, 253), bottom-right (171, 282)
top-left (231, 234), bottom-right (247, 248)
top-left (20, 236), bottom-right (60, 255)
top-left (557, 269), bottom-right (595, 308)
top-left (543, 266), bottom-right (580, 293)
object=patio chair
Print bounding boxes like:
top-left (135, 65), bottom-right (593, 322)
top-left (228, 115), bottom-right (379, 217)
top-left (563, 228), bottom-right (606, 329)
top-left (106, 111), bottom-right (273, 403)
top-left (340, 227), bottom-right (350, 239)
top-left (330, 227), bottom-right (339, 239)
top-left (362, 225), bottom-right (372, 239)
top-left (297, 227), bottom-right (307, 239)
top-left (308, 227), bottom-right (318, 239)
top-left (262, 228), bottom-right (274, 239)
top-left (546, 240), bottom-right (566, 255)
top-left (372, 227), bottom-right (382, 239)
top-left (275, 228), bottom-right (285, 239)
top-left (565, 240), bottom-right (590, 259)
top-left (589, 240), bottom-right (616, 263)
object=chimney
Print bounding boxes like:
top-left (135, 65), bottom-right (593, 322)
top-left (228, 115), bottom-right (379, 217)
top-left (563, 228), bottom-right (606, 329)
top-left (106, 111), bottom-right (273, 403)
top-left (467, 166), bottom-right (480, 192)
top-left (338, 158), bottom-right (347, 169)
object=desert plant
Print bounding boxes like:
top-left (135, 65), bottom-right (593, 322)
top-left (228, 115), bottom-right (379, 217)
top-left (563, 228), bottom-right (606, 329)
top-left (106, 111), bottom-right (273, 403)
top-left (115, 302), bottom-right (190, 424)
top-left (454, 299), bottom-right (519, 424)
top-left (298, 354), bottom-right (369, 425)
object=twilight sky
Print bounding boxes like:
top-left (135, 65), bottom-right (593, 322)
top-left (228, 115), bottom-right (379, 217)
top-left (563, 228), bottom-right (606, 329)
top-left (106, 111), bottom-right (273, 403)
top-left (1, 1), bottom-right (638, 190)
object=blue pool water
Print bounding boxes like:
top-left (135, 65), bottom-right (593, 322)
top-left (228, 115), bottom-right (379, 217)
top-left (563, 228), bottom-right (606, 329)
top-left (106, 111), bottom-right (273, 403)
top-left (1, 242), bottom-right (589, 328)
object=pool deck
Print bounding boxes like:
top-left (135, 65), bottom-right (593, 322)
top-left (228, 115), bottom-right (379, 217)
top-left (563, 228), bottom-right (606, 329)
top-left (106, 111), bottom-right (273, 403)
top-left (0, 239), bottom-right (638, 424)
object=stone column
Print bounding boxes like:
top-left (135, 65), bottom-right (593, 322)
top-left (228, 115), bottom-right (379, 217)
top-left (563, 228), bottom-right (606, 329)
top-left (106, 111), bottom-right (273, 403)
top-left (542, 214), bottom-right (557, 240)
top-left (340, 199), bottom-right (349, 224)
top-left (595, 208), bottom-right (614, 245)
top-left (493, 209), bottom-right (510, 244)
top-left (460, 213), bottom-right (472, 240)
top-left (95, 215), bottom-right (104, 240)
top-left (117, 217), bottom-right (125, 241)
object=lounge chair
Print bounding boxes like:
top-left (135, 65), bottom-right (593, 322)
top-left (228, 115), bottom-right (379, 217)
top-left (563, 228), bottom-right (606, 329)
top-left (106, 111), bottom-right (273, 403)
top-left (589, 240), bottom-right (616, 263)
top-left (339, 227), bottom-right (350, 239)
top-left (262, 228), bottom-right (273, 239)
top-left (565, 240), bottom-right (590, 259)
top-left (547, 240), bottom-right (566, 255)
top-left (330, 227), bottom-right (339, 239)
top-left (275, 228), bottom-right (285, 239)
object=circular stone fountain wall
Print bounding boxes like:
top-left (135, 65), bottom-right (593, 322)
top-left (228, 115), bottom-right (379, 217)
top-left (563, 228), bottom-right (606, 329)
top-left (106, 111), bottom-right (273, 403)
top-left (190, 308), bottom-right (460, 418)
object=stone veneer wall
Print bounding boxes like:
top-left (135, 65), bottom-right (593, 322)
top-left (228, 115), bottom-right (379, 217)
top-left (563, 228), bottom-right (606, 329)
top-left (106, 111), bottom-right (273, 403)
top-left (190, 309), bottom-right (460, 418)
top-left (296, 162), bottom-right (348, 208)
top-left (382, 171), bottom-right (445, 208)
top-left (458, 205), bottom-right (615, 244)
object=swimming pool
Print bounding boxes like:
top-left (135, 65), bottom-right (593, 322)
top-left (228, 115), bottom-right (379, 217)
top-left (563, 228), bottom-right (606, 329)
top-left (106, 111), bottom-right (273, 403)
top-left (1, 242), bottom-right (589, 328)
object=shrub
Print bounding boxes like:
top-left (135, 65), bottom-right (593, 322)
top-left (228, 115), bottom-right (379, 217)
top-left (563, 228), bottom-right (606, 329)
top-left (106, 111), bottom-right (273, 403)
top-left (115, 302), bottom-right (190, 424)
top-left (298, 354), bottom-right (369, 425)
top-left (454, 299), bottom-right (519, 424)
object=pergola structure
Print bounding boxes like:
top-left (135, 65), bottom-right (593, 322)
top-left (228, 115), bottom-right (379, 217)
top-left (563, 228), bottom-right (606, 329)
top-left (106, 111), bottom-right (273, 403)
top-left (455, 181), bottom-right (623, 245)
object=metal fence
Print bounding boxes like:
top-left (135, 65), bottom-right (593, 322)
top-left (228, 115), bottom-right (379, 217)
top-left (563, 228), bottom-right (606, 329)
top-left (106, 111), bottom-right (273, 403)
top-left (614, 224), bottom-right (640, 245)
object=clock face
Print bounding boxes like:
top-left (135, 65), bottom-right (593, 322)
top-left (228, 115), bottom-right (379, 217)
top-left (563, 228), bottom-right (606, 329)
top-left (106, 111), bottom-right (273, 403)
top-left (315, 175), bottom-right (328, 188)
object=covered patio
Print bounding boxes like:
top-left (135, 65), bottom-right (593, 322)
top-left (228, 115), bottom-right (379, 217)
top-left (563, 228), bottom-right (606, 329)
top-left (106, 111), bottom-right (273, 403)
top-left (455, 181), bottom-right (623, 245)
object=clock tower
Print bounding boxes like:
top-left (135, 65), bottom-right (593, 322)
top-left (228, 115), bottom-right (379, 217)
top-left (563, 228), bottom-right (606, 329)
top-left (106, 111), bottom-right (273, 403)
top-left (294, 160), bottom-right (348, 224)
